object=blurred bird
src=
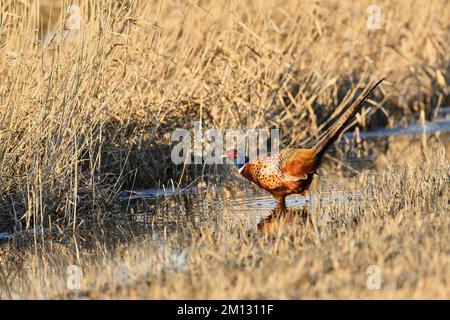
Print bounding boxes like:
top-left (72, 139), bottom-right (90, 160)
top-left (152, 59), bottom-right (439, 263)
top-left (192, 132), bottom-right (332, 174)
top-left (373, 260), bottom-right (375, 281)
top-left (226, 78), bottom-right (385, 209)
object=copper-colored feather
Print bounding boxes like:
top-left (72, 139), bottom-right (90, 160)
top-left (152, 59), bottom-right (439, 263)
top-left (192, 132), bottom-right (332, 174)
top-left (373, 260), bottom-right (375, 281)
top-left (229, 78), bottom-right (385, 208)
top-left (312, 77), bottom-right (385, 158)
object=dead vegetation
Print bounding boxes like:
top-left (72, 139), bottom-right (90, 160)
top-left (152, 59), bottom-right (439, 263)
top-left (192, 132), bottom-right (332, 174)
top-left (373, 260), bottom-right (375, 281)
top-left (0, 0), bottom-right (449, 248)
top-left (0, 140), bottom-right (448, 299)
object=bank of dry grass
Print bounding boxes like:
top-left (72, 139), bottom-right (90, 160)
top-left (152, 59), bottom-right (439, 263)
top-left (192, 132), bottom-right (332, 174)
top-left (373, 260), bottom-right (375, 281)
top-left (0, 0), bottom-right (449, 231)
top-left (0, 141), bottom-right (448, 299)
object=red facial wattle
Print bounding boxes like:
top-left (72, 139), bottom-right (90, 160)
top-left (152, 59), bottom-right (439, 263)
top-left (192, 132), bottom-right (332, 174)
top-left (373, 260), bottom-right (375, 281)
top-left (226, 149), bottom-right (238, 160)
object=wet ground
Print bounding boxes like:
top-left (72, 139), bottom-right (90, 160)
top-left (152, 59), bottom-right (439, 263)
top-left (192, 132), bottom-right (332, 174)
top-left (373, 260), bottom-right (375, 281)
top-left (1, 113), bottom-right (449, 250)
top-left (0, 114), bottom-right (448, 299)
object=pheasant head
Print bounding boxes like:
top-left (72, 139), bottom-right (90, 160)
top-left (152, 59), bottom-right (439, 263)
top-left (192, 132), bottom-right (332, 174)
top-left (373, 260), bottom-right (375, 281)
top-left (225, 149), bottom-right (249, 172)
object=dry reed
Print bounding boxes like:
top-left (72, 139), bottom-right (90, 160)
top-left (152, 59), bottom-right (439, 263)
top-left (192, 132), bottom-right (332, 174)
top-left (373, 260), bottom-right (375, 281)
top-left (0, 1), bottom-right (448, 234)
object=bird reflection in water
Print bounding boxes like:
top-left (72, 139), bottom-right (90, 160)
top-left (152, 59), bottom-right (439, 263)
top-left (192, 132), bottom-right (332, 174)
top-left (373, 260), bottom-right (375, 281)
top-left (250, 205), bottom-right (310, 237)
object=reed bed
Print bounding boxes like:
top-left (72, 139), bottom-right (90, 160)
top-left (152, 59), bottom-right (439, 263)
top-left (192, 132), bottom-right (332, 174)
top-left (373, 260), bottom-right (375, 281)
top-left (0, 0), bottom-right (449, 232)
top-left (0, 141), bottom-right (448, 299)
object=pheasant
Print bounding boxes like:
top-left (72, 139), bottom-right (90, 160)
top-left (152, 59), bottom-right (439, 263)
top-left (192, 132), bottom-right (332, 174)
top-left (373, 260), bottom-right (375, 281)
top-left (226, 78), bottom-right (385, 208)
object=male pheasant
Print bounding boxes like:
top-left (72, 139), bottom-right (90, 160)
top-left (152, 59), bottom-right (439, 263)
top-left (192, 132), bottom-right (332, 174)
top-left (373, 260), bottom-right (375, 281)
top-left (226, 78), bottom-right (385, 208)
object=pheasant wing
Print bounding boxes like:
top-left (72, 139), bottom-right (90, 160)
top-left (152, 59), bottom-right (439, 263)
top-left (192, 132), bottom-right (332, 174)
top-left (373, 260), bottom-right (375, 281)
top-left (279, 148), bottom-right (318, 178)
top-left (253, 152), bottom-right (308, 188)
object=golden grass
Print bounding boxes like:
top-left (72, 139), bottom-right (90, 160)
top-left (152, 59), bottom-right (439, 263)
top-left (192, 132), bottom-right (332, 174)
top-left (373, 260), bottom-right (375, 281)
top-left (0, 141), bottom-right (448, 299)
top-left (0, 0), bottom-right (449, 300)
top-left (0, 0), bottom-right (449, 231)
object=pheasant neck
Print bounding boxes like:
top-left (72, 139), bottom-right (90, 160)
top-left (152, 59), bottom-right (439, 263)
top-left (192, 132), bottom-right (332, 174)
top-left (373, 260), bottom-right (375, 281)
top-left (234, 155), bottom-right (249, 172)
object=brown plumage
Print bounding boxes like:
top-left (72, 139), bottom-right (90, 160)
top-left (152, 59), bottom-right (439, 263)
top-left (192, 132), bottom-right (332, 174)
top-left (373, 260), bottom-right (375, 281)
top-left (226, 78), bottom-right (385, 208)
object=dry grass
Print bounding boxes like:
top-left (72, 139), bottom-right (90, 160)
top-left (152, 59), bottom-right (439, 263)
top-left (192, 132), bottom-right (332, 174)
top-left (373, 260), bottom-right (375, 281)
top-left (0, 0), bottom-right (449, 300)
top-left (0, 0), bottom-right (448, 232)
top-left (0, 141), bottom-right (448, 299)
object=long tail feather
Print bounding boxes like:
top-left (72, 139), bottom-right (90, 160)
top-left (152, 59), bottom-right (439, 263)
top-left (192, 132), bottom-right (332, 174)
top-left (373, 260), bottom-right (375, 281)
top-left (312, 77), bottom-right (385, 157)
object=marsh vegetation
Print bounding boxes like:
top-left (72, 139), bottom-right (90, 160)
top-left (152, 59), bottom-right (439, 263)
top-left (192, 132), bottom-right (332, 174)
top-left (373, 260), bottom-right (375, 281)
top-left (0, 0), bottom-right (449, 299)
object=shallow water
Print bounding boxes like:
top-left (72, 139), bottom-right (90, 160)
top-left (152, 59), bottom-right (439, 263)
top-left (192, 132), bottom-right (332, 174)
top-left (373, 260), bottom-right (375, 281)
top-left (344, 117), bottom-right (450, 140)
top-left (0, 117), bottom-right (449, 247)
top-left (117, 115), bottom-right (450, 229)
top-left (0, 118), bottom-right (448, 299)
